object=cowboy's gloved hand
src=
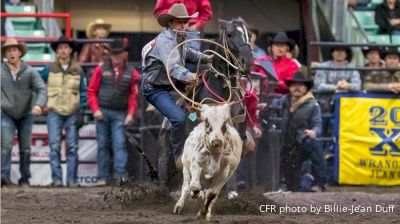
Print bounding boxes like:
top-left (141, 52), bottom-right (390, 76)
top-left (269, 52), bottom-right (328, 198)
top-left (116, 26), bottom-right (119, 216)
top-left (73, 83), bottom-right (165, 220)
top-left (188, 72), bottom-right (199, 84)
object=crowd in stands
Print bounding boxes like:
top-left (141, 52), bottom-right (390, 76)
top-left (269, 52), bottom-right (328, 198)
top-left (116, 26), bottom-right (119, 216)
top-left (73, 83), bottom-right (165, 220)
top-left (1, 0), bottom-right (399, 194)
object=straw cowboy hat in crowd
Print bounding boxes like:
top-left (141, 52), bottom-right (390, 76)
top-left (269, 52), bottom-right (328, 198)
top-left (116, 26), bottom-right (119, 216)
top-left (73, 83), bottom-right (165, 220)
top-left (157, 3), bottom-right (198, 27)
top-left (1, 38), bottom-right (27, 57)
top-left (85, 18), bottom-right (112, 38)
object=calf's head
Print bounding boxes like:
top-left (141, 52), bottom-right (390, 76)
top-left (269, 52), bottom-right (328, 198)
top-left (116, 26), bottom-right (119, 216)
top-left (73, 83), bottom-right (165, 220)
top-left (201, 104), bottom-right (231, 149)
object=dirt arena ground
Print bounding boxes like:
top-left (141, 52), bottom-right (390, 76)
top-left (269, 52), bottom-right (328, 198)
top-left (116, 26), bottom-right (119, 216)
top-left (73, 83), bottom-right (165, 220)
top-left (2, 183), bottom-right (400, 224)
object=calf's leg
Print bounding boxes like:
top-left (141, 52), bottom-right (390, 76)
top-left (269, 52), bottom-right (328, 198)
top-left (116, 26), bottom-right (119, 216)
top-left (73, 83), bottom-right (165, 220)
top-left (173, 165), bottom-right (191, 214)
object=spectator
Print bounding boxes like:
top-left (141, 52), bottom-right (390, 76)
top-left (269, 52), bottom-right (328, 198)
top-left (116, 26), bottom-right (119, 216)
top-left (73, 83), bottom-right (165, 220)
top-left (361, 45), bottom-right (384, 84)
top-left (375, 0), bottom-right (400, 34)
top-left (314, 44), bottom-right (361, 93)
top-left (142, 3), bottom-right (212, 169)
top-left (79, 19), bottom-right (112, 80)
top-left (88, 38), bottom-right (139, 186)
top-left (286, 43), bottom-right (308, 74)
top-left (364, 46), bottom-right (400, 93)
top-left (267, 32), bottom-right (300, 94)
top-left (247, 24), bottom-right (266, 60)
top-left (362, 45), bottom-right (384, 68)
top-left (1, 0), bottom-right (16, 37)
top-left (1, 38), bottom-right (47, 187)
top-left (153, 0), bottom-right (212, 72)
top-left (276, 71), bottom-right (327, 192)
top-left (42, 35), bottom-right (87, 187)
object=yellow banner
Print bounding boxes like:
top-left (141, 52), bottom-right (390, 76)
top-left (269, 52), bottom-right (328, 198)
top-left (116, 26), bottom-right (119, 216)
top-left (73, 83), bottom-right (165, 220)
top-left (337, 94), bottom-right (400, 185)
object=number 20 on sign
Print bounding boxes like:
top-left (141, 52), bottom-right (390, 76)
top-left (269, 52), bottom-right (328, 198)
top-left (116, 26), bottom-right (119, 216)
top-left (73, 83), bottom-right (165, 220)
top-left (369, 106), bottom-right (400, 157)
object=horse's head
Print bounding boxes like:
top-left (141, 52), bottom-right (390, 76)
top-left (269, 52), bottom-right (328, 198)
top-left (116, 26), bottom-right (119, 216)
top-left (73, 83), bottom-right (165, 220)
top-left (218, 17), bottom-right (253, 74)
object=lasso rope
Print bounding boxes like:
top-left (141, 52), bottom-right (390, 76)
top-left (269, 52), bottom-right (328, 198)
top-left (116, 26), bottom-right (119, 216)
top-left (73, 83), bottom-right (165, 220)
top-left (166, 38), bottom-right (241, 110)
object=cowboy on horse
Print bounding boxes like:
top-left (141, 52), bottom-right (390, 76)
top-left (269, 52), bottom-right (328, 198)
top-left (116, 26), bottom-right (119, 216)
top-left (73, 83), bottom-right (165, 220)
top-left (141, 3), bottom-right (213, 169)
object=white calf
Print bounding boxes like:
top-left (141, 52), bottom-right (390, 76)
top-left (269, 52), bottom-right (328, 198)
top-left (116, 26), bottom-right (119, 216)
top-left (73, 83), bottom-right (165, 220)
top-left (173, 104), bottom-right (242, 220)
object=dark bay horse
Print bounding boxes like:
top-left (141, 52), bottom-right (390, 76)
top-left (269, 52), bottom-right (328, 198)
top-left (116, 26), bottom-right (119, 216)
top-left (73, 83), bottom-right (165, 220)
top-left (158, 17), bottom-right (254, 189)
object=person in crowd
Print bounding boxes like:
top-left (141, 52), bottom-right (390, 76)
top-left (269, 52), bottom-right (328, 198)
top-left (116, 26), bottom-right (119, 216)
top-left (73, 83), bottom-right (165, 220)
top-left (267, 32), bottom-right (300, 94)
top-left (79, 19), bottom-right (112, 81)
top-left (364, 46), bottom-right (400, 93)
top-left (42, 35), bottom-right (87, 187)
top-left (247, 24), bottom-right (267, 60)
top-left (286, 43), bottom-right (309, 74)
top-left (142, 3), bottom-right (212, 169)
top-left (87, 38), bottom-right (140, 186)
top-left (375, 0), bottom-right (400, 34)
top-left (1, 38), bottom-right (47, 187)
top-left (1, 0), bottom-right (16, 37)
top-left (314, 44), bottom-right (361, 93)
top-left (361, 45), bottom-right (385, 84)
top-left (275, 71), bottom-right (327, 192)
top-left (314, 43), bottom-right (361, 127)
top-left (252, 32), bottom-right (299, 93)
top-left (363, 45), bottom-right (384, 68)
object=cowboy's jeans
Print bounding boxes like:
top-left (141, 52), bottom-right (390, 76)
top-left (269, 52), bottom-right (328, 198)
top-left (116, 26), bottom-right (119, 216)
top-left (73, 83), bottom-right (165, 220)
top-left (96, 108), bottom-right (128, 181)
top-left (47, 111), bottom-right (79, 185)
top-left (142, 84), bottom-right (186, 160)
top-left (1, 113), bottom-right (33, 185)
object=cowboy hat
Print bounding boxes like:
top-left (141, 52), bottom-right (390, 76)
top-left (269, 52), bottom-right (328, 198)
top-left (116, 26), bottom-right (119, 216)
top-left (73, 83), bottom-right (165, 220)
top-left (1, 38), bottom-right (27, 58)
top-left (85, 18), bottom-right (112, 38)
top-left (329, 42), bottom-right (353, 62)
top-left (50, 35), bottom-right (77, 52)
top-left (284, 71), bottom-right (313, 90)
top-left (381, 46), bottom-right (400, 59)
top-left (108, 38), bottom-right (127, 54)
top-left (268, 32), bottom-right (294, 51)
top-left (157, 3), bottom-right (198, 28)
top-left (361, 43), bottom-right (382, 58)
